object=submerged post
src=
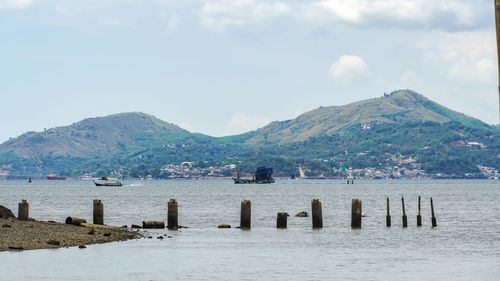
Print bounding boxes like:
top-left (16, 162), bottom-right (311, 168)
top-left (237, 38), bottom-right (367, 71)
top-left (417, 196), bottom-right (422, 227)
top-left (351, 198), bottom-right (362, 228)
top-left (168, 198), bottom-right (178, 230)
top-left (431, 197), bottom-right (437, 227)
top-left (240, 200), bottom-right (251, 229)
top-left (386, 197), bottom-right (391, 227)
top-left (402, 197), bottom-right (407, 228)
top-left (311, 199), bottom-right (323, 228)
top-left (277, 212), bottom-right (288, 229)
top-left (93, 199), bottom-right (104, 225)
top-left (18, 199), bottom-right (29, 221)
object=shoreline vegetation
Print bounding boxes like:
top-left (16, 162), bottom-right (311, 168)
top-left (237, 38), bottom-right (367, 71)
top-left (0, 218), bottom-right (140, 252)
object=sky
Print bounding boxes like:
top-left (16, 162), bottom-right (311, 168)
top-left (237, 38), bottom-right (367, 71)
top-left (0, 0), bottom-right (498, 143)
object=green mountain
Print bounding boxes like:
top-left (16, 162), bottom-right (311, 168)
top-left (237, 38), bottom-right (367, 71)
top-left (0, 112), bottom-right (195, 157)
top-left (241, 90), bottom-right (494, 145)
top-left (1, 90), bottom-right (499, 178)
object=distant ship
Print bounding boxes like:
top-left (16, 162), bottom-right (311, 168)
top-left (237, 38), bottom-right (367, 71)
top-left (233, 166), bottom-right (275, 184)
top-left (47, 173), bottom-right (66, 180)
top-left (93, 177), bottom-right (122, 187)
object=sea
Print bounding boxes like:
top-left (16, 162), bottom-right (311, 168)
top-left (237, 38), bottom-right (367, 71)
top-left (0, 179), bottom-right (499, 281)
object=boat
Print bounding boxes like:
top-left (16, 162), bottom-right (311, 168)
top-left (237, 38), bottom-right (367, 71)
top-left (47, 173), bottom-right (66, 180)
top-left (233, 166), bottom-right (275, 184)
top-left (93, 177), bottom-right (123, 187)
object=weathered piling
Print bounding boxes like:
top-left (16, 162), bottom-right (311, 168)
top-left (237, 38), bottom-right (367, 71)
top-left (18, 199), bottom-right (29, 221)
top-left (93, 199), bottom-right (104, 225)
top-left (402, 197), bottom-right (407, 228)
top-left (277, 212), bottom-right (288, 229)
top-left (142, 221), bottom-right (165, 229)
top-left (240, 200), bottom-right (251, 229)
top-left (386, 197), bottom-right (391, 227)
top-left (167, 198), bottom-right (178, 230)
top-left (431, 197), bottom-right (437, 227)
top-left (311, 199), bottom-right (323, 228)
top-left (351, 198), bottom-right (362, 228)
top-left (417, 196), bottom-right (422, 227)
top-left (65, 217), bottom-right (87, 226)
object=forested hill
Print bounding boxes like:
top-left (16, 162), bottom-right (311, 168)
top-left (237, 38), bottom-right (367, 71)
top-left (1, 90), bottom-right (499, 178)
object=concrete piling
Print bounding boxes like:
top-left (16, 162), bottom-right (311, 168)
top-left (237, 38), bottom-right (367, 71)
top-left (167, 198), bottom-right (178, 230)
top-left (276, 212), bottom-right (288, 229)
top-left (417, 196), bottom-right (422, 227)
top-left (386, 197), bottom-right (391, 227)
top-left (240, 200), bottom-right (251, 229)
top-left (93, 199), bottom-right (104, 225)
top-left (402, 197), bottom-right (407, 228)
top-left (311, 199), bottom-right (323, 228)
top-left (18, 199), bottom-right (29, 221)
top-left (431, 197), bottom-right (437, 227)
top-left (351, 198), bottom-right (362, 228)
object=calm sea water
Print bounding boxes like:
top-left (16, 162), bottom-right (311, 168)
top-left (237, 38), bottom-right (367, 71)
top-left (0, 179), bottom-right (499, 281)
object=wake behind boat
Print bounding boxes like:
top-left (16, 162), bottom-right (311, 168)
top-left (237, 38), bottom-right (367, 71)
top-left (93, 177), bottom-right (123, 187)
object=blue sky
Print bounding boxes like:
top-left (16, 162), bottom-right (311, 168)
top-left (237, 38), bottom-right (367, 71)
top-left (0, 0), bottom-right (497, 142)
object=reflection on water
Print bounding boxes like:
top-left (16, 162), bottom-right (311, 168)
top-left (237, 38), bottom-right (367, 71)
top-left (0, 180), bottom-right (499, 280)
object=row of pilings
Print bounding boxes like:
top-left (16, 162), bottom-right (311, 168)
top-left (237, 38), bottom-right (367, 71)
top-left (12, 197), bottom-right (437, 229)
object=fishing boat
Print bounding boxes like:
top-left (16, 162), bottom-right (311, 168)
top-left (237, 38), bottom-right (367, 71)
top-left (47, 173), bottom-right (66, 180)
top-left (93, 177), bottom-right (123, 187)
top-left (233, 166), bottom-right (275, 184)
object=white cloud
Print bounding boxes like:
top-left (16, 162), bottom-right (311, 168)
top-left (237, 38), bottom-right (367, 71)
top-left (400, 69), bottom-right (422, 85)
top-left (178, 120), bottom-right (194, 132)
top-left (226, 112), bottom-right (272, 134)
top-left (0, 0), bottom-right (31, 10)
top-left (419, 32), bottom-right (496, 84)
top-left (304, 0), bottom-right (485, 31)
top-left (201, 0), bottom-right (290, 29)
top-left (166, 14), bottom-right (181, 32)
top-left (329, 55), bottom-right (369, 82)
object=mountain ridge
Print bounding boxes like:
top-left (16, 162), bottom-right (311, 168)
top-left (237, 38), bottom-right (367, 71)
top-left (1, 90), bottom-right (499, 178)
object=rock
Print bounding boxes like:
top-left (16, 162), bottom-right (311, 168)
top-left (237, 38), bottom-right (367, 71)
top-left (47, 240), bottom-right (61, 246)
top-left (120, 225), bottom-right (128, 228)
top-left (131, 224), bottom-right (142, 229)
top-left (103, 232), bottom-right (112, 237)
top-left (0, 205), bottom-right (15, 219)
top-left (147, 236), bottom-right (153, 239)
top-left (2, 224), bottom-right (12, 228)
top-left (295, 211), bottom-right (309, 217)
top-left (78, 245), bottom-right (86, 249)
top-left (218, 224), bottom-right (231, 229)
top-left (157, 236), bottom-right (164, 240)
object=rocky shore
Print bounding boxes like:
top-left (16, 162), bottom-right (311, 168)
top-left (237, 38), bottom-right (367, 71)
top-left (0, 218), bottom-right (140, 252)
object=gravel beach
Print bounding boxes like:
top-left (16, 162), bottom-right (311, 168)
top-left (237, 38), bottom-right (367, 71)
top-left (0, 218), bottom-right (140, 251)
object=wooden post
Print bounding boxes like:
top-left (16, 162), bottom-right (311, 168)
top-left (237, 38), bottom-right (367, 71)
top-left (93, 199), bottom-right (104, 225)
top-left (311, 199), bottom-right (323, 228)
top-left (417, 196), bottom-right (422, 227)
top-left (18, 199), bottom-right (29, 221)
top-left (277, 212), bottom-right (288, 229)
top-left (240, 200), bottom-right (251, 229)
top-left (386, 197), bottom-right (391, 227)
top-left (167, 198), bottom-right (178, 230)
top-left (402, 197), bottom-right (407, 228)
top-left (431, 197), bottom-right (437, 227)
top-left (351, 198), bottom-right (362, 228)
